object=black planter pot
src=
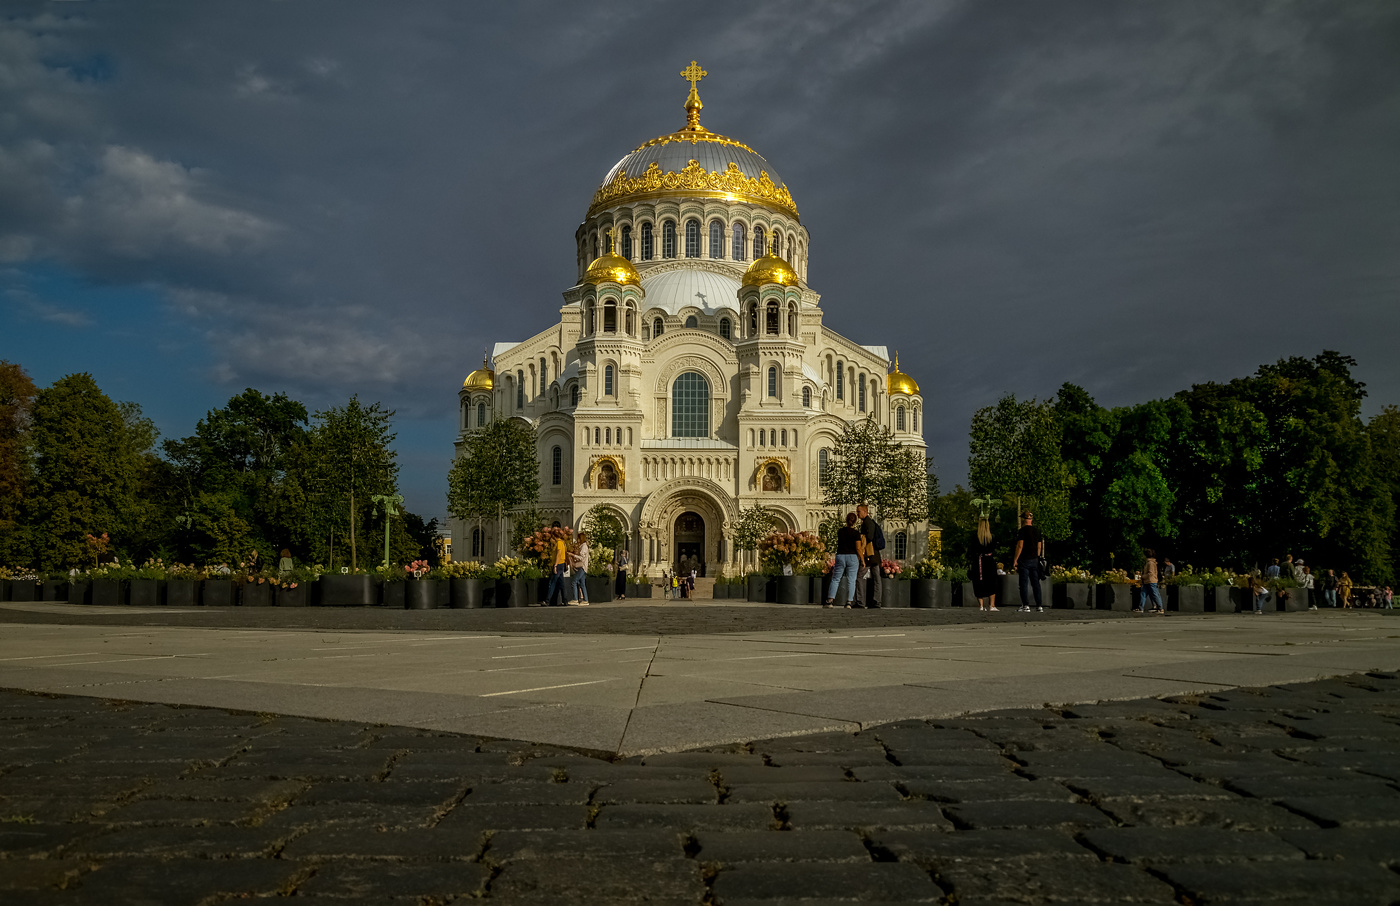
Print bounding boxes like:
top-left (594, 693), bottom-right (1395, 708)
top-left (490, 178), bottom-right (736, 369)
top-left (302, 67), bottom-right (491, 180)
top-left (274, 583), bottom-right (308, 607)
top-left (711, 582), bottom-right (727, 600)
top-left (449, 578), bottom-right (485, 609)
top-left (405, 579), bottom-right (437, 610)
top-left (1053, 582), bottom-right (1093, 609)
top-left (318, 575), bottom-right (375, 607)
top-left (775, 574), bottom-right (806, 605)
top-left (129, 578), bottom-right (164, 607)
top-left (511, 577), bottom-right (535, 607)
top-left (1207, 585), bottom-right (1240, 613)
top-left (1174, 585), bottom-right (1205, 613)
top-left (492, 578), bottom-right (514, 608)
top-left (1095, 583), bottom-right (1134, 611)
top-left (381, 581), bottom-right (406, 609)
top-left (242, 582), bottom-right (273, 608)
top-left (9, 580), bottom-right (38, 602)
top-left (585, 575), bottom-right (613, 604)
top-left (41, 579), bottom-right (68, 602)
top-left (66, 581), bottom-right (90, 605)
top-left (910, 578), bottom-right (936, 608)
top-left (163, 580), bottom-right (195, 607)
top-left (201, 579), bottom-right (235, 607)
top-left (91, 578), bottom-right (124, 607)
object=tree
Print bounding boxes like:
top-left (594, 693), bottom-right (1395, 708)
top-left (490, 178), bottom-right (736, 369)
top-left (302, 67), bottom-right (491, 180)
top-left (1369, 406), bottom-right (1400, 584)
top-left (580, 504), bottom-right (627, 554)
top-left (732, 504), bottom-right (779, 571)
top-left (311, 397), bottom-right (399, 571)
top-left (823, 415), bottom-right (929, 524)
top-left (0, 361), bottom-right (37, 565)
top-left (968, 394), bottom-right (1070, 541)
top-left (446, 417), bottom-right (539, 559)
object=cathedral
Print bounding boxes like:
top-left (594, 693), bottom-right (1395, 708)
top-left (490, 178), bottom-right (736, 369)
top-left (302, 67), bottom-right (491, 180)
top-left (454, 63), bottom-right (927, 576)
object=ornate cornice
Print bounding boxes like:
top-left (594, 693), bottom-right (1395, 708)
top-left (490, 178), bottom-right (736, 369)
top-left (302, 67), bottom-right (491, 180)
top-left (589, 160), bottom-right (798, 221)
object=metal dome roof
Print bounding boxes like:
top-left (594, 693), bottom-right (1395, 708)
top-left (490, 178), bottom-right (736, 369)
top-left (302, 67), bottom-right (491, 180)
top-left (640, 267), bottom-right (741, 316)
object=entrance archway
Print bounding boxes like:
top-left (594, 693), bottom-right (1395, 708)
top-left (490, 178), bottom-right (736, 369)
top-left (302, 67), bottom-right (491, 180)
top-left (674, 511), bottom-right (705, 576)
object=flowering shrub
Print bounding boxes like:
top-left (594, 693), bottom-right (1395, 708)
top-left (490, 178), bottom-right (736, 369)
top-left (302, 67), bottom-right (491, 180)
top-left (757, 531), bottom-right (826, 572)
top-left (491, 557), bottom-right (527, 579)
top-left (83, 533), bottom-right (110, 568)
top-left (520, 526), bottom-right (573, 560)
top-left (1050, 565), bottom-right (1095, 584)
top-left (1096, 568), bottom-right (1133, 585)
top-left (907, 558), bottom-right (940, 579)
top-left (880, 559), bottom-right (902, 577)
top-left (438, 560), bottom-right (485, 579)
top-left (405, 559), bottom-right (431, 579)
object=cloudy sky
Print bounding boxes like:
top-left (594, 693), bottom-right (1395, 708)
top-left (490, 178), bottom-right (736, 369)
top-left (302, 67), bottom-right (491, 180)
top-left (2, 1), bottom-right (1397, 520)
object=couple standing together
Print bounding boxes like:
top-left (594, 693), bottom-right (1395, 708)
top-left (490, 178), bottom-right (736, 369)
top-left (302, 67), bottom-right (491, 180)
top-left (542, 531), bottom-right (591, 607)
top-left (825, 504), bottom-right (883, 608)
top-left (970, 511), bottom-right (1046, 613)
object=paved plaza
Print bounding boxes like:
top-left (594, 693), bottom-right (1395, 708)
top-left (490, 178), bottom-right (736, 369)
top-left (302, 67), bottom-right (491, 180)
top-left (1, 603), bottom-right (1398, 903)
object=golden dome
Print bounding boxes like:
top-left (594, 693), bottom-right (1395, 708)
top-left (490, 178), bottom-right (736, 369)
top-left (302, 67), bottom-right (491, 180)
top-left (583, 251), bottom-right (641, 287)
top-left (463, 351), bottom-right (495, 391)
top-left (741, 246), bottom-right (800, 289)
top-left (887, 352), bottom-right (920, 396)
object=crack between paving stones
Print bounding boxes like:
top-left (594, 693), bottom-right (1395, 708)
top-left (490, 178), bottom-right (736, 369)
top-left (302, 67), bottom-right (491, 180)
top-left (614, 636), bottom-right (660, 755)
top-left (695, 698), bottom-right (867, 729)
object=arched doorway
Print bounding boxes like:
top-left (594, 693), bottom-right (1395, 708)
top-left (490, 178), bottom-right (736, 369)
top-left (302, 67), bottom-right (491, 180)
top-left (674, 511), bottom-right (705, 576)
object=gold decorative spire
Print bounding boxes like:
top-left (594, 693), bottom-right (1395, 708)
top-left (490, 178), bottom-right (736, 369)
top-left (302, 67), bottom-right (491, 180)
top-left (583, 226), bottom-right (642, 287)
top-left (887, 351), bottom-right (920, 396)
top-left (463, 348), bottom-right (495, 391)
top-left (680, 60), bottom-right (708, 133)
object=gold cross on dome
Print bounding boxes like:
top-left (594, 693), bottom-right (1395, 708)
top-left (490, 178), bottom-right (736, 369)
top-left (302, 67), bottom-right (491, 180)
top-left (680, 60), bottom-right (707, 92)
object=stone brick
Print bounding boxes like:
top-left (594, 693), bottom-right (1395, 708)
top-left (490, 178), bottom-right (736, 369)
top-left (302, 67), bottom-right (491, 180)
top-left (0, 859), bottom-right (84, 890)
top-left (65, 857), bottom-right (301, 903)
top-left (489, 857), bottom-right (704, 902)
top-left (871, 828), bottom-right (1093, 864)
top-left (784, 800), bottom-right (954, 831)
top-left (902, 778), bottom-right (1078, 803)
top-left (437, 802), bottom-right (589, 831)
top-left (488, 828), bottom-right (686, 862)
top-left (296, 861), bottom-right (490, 899)
top-left (0, 821), bottom-right (104, 856)
top-left (1276, 795), bottom-right (1400, 827)
top-left (1064, 773), bottom-right (1237, 801)
top-left (694, 829), bottom-right (871, 863)
top-left (1225, 775), bottom-right (1397, 799)
top-left (255, 802), bottom-right (432, 830)
top-left (69, 824), bottom-right (291, 858)
top-left (1277, 826), bottom-right (1400, 863)
top-left (1160, 860), bottom-right (1400, 902)
top-left (282, 825), bottom-right (485, 859)
top-left (1098, 798), bottom-right (1316, 830)
top-left (461, 781), bottom-right (591, 805)
top-left (725, 781), bottom-right (903, 804)
top-left (1080, 826), bottom-right (1304, 862)
top-left (934, 859), bottom-right (1178, 903)
top-left (104, 797), bottom-right (259, 824)
top-left (719, 765), bottom-right (851, 784)
top-left (640, 752), bottom-right (767, 768)
top-left (943, 800), bottom-right (1113, 830)
top-left (594, 779), bottom-right (717, 804)
top-left (713, 862), bottom-right (940, 901)
top-left (851, 763), bottom-right (1011, 782)
top-left (594, 803), bottom-right (776, 831)
top-left (138, 778), bottom-right (305, 803)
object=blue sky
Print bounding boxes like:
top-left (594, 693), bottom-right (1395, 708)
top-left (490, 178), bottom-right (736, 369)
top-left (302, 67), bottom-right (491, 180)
top-left (2, 1), bottom-right (1398, 521)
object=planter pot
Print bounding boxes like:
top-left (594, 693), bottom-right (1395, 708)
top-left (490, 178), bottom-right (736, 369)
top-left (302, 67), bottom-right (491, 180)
top-left (1096, 583), bottom-right (1134, 612)
top-left (91, 578), bottom-right (125, 607)
top-left (275, 583), bottom-right (308, 607)
top-left (164, 580), bottom-right (196, 607)
top-left (1174, 585), bottom-right (1206, 613)
top-left (239, 582), bottom-right (271, 607)
top-left (745, 575), bottom-right (766, 602)
top-left (449, 578), bottom-right (485, 609)
top-left (776, 574), bottom-right (807, 605)
top-left (9, 580), bottom-right (38, 602)
top-left (628, 582), bottom-right (652, 600)
top-left (585, 575), bottom-right (613, 604)
top-left (911, 578), bottom-right (937, 608)
top-left (129, 579), bottom-right (164, 607)
top-left (381, 581), bottom-right (406, 609)
top-left (318, 575), bottom-right (374, 607)
top-left (200, 580), bottom-right (234, 607)
top-left (880, 577), bottom-right (911, 608)
top-left (1000, 574), bottom-right (1052, 610)
top-left (0, 579), bottom-right (8, 601)
top-left (511, 577), bottom-right (535, 607)
top-left (1207, 585), bottom-right (1240, 613)
top-left (66, 581), bottom-right (90, 605)
top-left (712, 582), bottom-right (728, 600)
top-left (1053, 582), bottom-right (1093, 609)
top-left (405, 579), bottom-right (437, 610)
top-left (41, 580), bottom-right (68, 602)
top-left (1282, 588), bottom-right (1309, 612)
top-left (490, 578), bottom-right (513, 608)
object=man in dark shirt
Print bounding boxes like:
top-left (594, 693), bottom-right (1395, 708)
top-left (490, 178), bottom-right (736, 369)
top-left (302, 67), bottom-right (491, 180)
top-left (1012, 511), bottom-right (1045, 613)
top-left (853, 503), bottom-right (882, 609)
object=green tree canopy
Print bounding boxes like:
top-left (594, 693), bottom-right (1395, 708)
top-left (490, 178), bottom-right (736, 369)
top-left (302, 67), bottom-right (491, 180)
top-left (447, 417), bottom-right (539, 559)
top-left (0, 361), bottom-right (37, 565)
top-left (823, 415), bottom-right (931, 524)
top-left (968, 394), bottom-right (1070, 540)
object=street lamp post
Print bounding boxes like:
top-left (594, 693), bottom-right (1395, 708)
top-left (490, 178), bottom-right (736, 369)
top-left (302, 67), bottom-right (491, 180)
top-left (370, 494), bottom-right (404, 569)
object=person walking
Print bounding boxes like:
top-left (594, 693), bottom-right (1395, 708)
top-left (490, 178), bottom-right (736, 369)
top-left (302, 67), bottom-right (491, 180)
top-left (853, 503), bottom-right (883, 609)
top-left (1383, 585), bottom-right (1393, 610)
top-left (1323, 569), bottom-right (1338, 607)
top-left (1161, 557), bottom-right (1176, 583)
top-left (570, 532), bottom-right (590, 606)
top-left (541, 531), bottom-right (569, 606)
top-left (1302, 566), bottom-right (1316, 610)
top-left (1339, 571), bottom-right (1354, 609)
top-left (825, 513), bottom-right (863, 608)
top-left (1265, 559), bottom-right (1281, 579)
top-left (1012, 511), bottom-right (1045, 613)
top-left (1293, 558), bottom-right (1307, 583)
top-left (1141, 548), bottom-right (1165, 614)
top-left (969, 516), bottom-right (999, 612)
top-left (615, 549), bottom-right (630, 600)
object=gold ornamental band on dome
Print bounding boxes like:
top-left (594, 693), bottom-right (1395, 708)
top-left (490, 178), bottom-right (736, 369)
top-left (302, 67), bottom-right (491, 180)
top-left (588, 159), bottom-right (799, 221)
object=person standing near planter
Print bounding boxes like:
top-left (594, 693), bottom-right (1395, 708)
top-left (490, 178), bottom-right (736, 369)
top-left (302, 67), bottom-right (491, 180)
top-left (826, 512), bottom-right (864, 608)
top-left (615, 549), bottom-right (630, 600)
top-left (1339, 571), bottom-right (1354, 608)
top-left (1140, 548), bottom-right (1165, 614)
top-left (542, 532), bottom-right (568, 607)
top-left (969, 516), bottom-right (999, 612)
top-left (1323, 569), bottom-right (1338, 607)
top-left (569, 532), bottom-right (590, 606)
top-left (853, 504), bottom-right (883, 609)
top-left (278, 549), bottom-right (293, 575)
top-left (1302, 565), bottom-right (1317, 610)
top-left (1013, 511), bottom-right (1045, 613)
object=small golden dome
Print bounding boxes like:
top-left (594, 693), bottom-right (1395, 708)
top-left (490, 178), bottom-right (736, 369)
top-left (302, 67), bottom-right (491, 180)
top-left (463, 351), bottom-right (495, 391)
top-left (887, 352), bottom-right (920, 396)
top-left (741, 248), bottom-right (800, 289)
top-left (583, 251), bottom-right (642, 287)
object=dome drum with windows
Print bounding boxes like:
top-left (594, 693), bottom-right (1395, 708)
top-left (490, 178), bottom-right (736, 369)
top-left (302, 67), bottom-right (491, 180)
top-left (453, 61), bottom-right (927, 579)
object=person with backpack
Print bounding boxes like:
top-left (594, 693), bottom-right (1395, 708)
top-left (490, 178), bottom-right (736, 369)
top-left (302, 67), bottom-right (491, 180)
top-left (853, 503), bottom-right (883, 609)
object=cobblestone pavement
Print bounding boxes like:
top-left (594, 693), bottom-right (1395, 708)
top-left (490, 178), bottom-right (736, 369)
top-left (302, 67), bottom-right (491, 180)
top-left (3, 673), bottom-right (1400, 904)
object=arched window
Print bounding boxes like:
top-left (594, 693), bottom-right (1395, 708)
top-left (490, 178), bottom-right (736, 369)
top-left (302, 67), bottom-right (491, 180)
top-left (719, 318), bottom-right (730, 339)
top-left (788, 305), bottom-right (797, 336)
top-left (594, 427), bottom-right (600, 445)
top-left (605, 427), bottom-right (611, 445)
top-left (767, 366), bottom-right (778, 397)
top-left (621, 225), bottom-right (632, 260)
top-left (818, 448), bottom-right (830, 486)
top-left (765, 301), bottom-right (779, 335)
top-left (858, 374), bottom-right (867, 412)
top-left (913, 407), bottom-right (919, 432)
top-left (780, 429), bottom-right (787, 446)
top-left (753, 225), bottom-right (765, 259)
top-left (603, 300), bottom-right (616, 333)
top-left (551, 446), bottom-right (562, 485)
top-left (836, 362), bottom-right (844, 400)
top-left (477, 402), bottom-right (486, 426)
top-left (516, 370), bottom-right (524, 409)
top-left (709, 220), bottom-right (723, 259)
top-left (685, 218), bottom-right (700, 258)
top-left (684, 315), bottom-right (698, 328)
top-left (772, 232), bottom-right (781, 258)
top-left (671, 372), bottom-right (710, 438)
top-left (570, 384), bottom-right (579, 407)
top-left (802, 386), bottom-right (811, 408)
top-left (641, 222), bottom-right (653, 260)
top-left (662, 221), bottom-right (677, 258)
top-left (583, 300), bottom-right (595, 335)
top-left (747, 302), bottom-right (758, 336)
top-left (591, 234), bottom-right (599, 260)
top-left (896, 406), bottom-right (906, 431)
top-left (471, 528), bottom-right (482, 557)
top-left (604, 364), bottom-right (614, 396)
top-left (539, 357), bottom-right (547, 393)
top-left (625, 302), bottom-right (636, 336)
top-left (759, 429), bottom-right (766, 446)
top-left (894, 531), bottom-right (908, 561)
top-left (653, 317), bottom-right (664, 337)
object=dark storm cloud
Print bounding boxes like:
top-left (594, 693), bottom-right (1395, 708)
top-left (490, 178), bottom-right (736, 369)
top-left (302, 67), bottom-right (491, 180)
top-left (1, 0), bottom-right (1397, 514)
